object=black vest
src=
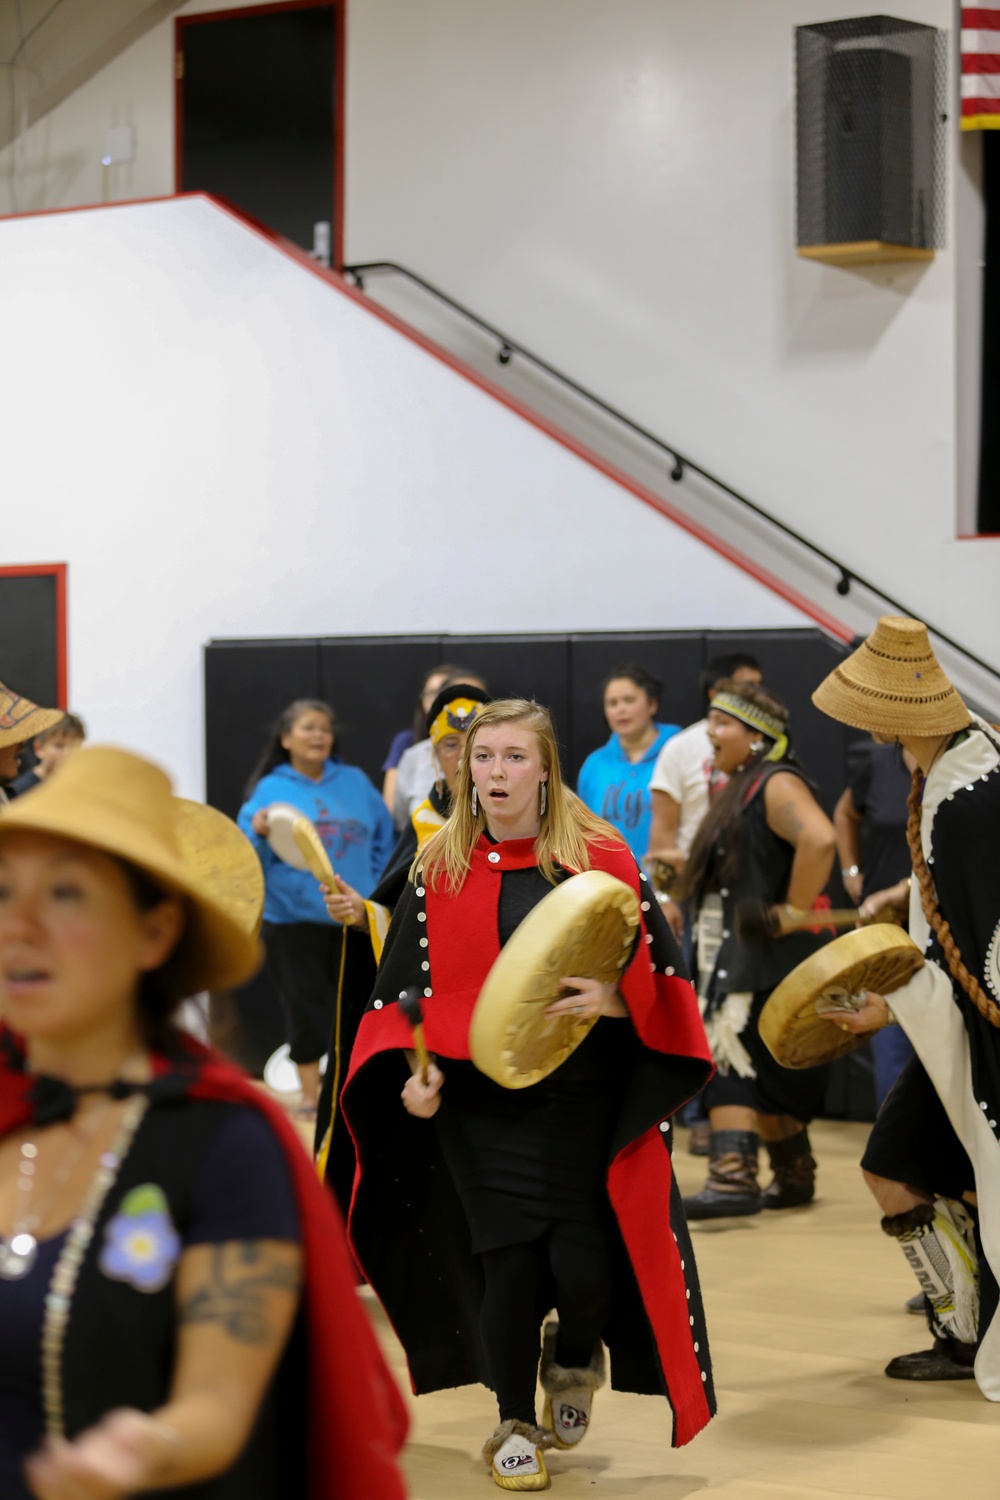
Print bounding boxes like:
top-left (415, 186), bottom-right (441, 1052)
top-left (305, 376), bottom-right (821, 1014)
top-left (709, 763), bottom-right (829, 995)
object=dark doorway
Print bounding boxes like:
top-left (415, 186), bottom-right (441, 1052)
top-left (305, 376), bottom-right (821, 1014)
top-left (979, 133), bottom-right (1000, 533)
top-left (176, 1), bottom-right (342, 261)
top-left (0, 566), bottom-right (67, 708)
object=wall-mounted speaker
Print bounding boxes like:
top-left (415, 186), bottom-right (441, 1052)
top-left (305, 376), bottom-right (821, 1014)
top-left (795, 16), bottom-right (946, 267)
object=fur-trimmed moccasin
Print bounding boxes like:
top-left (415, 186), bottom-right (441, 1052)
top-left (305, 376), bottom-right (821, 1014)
top-left (539, 1320), bottom-right (606, 1449)
top-left (482, 1419), bottom-right (553, 1491)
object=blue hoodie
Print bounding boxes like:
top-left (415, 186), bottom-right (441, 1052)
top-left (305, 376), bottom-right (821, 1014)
top-left (576, 723), bottom-right (680, 861)
top-left (238, 760), bottom-right (395, 926)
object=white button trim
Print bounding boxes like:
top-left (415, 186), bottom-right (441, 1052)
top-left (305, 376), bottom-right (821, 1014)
top-left (487, 851), bottom-right (501, 864)
top-left (373, 999), bottom-right (383, 1010)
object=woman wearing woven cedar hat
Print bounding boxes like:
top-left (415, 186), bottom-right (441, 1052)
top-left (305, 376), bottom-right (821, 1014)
top-left (676, 680), bottom-right (837, 1220)
top-left (0, 681), bottom-right (64, 807)
top-left (0, 746), bottom-right (407, 1499)
top-left (314, 681), bottom-right (491, 1198)
top-left (342, 699), bottom-right (715, 1491)
top-left (813, 616), bottom-right (1000, 1392)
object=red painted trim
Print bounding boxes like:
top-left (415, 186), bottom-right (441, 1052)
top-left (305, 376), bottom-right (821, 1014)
top-left (0, 191), bottom-right (852, 637)
top-left (957, 532), bottom-right (1000, 540)
top-left (0, 563), bottom-right (68, 707)
top-left (174, 0), bottom-right (345, 264)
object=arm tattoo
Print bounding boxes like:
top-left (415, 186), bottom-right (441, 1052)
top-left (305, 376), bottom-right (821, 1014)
top-left (180, 1242), bottom-right (300, 1345)
top-left (769, 798), bottom-right (805, 844)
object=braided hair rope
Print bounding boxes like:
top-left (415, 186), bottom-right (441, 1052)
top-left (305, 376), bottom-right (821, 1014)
top-left (906, 753), bottom-right (1000, 1030)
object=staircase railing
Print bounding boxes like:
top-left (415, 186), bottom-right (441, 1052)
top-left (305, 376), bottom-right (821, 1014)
top-left (344, 258), bottom-right (1000, 690)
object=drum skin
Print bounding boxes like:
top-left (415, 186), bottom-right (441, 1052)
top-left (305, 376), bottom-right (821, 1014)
top-left (759, 925), bottom-right (925, 1069)
top-left (266, 802), bottom-right (312, 870)
top-left (469, 870), bottom-right (640, 1089)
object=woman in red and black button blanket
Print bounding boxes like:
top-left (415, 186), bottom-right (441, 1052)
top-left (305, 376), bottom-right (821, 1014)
top-left (342, 699), bottom-right (715, 1492)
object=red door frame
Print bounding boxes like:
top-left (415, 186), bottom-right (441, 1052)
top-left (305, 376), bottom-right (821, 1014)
top-left (174, 0), bottom-right (346, 270)
top-left (0, 563), bottom-right (68, 708)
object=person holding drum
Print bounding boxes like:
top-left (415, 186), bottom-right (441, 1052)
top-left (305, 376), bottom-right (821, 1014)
top-left (342, 699), bottom-right (715, 1492)
top-left (237, 699), bottom-right (393, 1117)
top-left (0, 746), bottom-right (407, 1499)
top-left (677, 680), bottom-right (837, 1219)
top-left (812, 617), bottom-right (1000, 1390)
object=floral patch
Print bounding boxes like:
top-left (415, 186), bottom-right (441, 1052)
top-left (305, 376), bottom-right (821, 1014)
top-left (99, 1184), bottom-right (181, 1294)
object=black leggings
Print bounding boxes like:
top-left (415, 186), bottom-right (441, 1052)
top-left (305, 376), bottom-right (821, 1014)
top-left (480, 1220), bottom-right (613, 1424)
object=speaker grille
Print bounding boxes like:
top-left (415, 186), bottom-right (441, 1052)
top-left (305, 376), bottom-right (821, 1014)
top-left (795, 16), bottom-right (947, 251)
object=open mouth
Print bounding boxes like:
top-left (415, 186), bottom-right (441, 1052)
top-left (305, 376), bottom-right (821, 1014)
top-left (489, 789), bottom-right (508, 800)
top-left (3, 967), bottom-right (51, 992)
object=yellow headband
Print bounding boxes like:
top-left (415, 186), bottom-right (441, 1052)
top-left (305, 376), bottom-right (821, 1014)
top-left (712, 692), bottom-right (789, 763)
top-left (429, 697), bottom-right (484, 746)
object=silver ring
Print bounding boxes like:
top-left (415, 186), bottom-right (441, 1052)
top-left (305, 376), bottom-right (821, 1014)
top-left (573, 1005), bottom-right (584, 1016)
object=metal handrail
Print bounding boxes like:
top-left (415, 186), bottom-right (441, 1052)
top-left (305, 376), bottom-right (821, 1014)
top-left (344, 258), bottom-right (1000, 687)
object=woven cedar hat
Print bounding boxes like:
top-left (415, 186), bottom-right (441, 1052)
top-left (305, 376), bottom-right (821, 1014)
top-left (0, 681), bottom-right (64, 750)
top-left (813, 616), bottom-right (971, 737)
top-left (0, 746), bottom-right (262, 998)
top-left (173, 798), bottom-right (265, 938)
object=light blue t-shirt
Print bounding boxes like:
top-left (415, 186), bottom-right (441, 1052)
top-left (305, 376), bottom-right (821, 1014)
top-left (576, 723), bottom-right (680, 861)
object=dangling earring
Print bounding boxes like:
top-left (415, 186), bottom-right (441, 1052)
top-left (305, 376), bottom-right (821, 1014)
top-left (750, 739), bottom-right (765, 755)
top-left (471, 786), bottom-right (478, 815)
top-left (540, 783), bottom-right (547, 816)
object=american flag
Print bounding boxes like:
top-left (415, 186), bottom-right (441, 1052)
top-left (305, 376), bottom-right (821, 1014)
top-left (962, 4), bottom-right (1000, 129)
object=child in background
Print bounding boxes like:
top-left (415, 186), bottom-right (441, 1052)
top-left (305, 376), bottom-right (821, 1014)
top-left (8, 712), bottom-right (87, 798)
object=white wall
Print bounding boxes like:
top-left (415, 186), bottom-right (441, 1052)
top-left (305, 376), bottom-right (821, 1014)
top-left (0, 197), bottom-right (808, 794)
top-left (0, 0), bottom-right (994, 671)
top-left (347, 0), bottom-right (997, 668)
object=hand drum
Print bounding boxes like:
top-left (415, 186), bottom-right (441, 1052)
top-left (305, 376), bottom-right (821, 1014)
top-left (469, 870), bottom-right (641, 1089)
top-left (759, 925), bottom-right (925, 1070)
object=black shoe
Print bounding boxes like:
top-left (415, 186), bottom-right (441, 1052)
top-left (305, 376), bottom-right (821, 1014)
top-left (885, 1337), bottom-right (977, 1381)
top-left (761, 1128), bottom-right (815, 1209)
top-left (688, 1121), bottom-right (710, 1156)
top-left (683, 1185), bottom-right (763, 1220)
top-left (684, 1129), bottom-right (762, 1220)
top-left (905, 1291), bottom-right (926, 1315)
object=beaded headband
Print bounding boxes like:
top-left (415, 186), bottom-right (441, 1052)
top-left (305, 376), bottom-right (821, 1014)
top-left (711, 693), bottom-right (789, 763)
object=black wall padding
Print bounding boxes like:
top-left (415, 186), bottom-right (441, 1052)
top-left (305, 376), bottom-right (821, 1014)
top-left (204, 639), bottom-right (322, 816)
top-left (0, 574), bottom-right (59, 705)
top-left (568, 632), bottom-right (705, 773)
top-left (320, 634), bottom-right (447, 785)
top-left (204, 626), bottom-right (874, 1118)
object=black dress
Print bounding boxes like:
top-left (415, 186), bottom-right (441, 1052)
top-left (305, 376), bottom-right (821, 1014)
top-left (433, 865), bottom-right (633, 1253)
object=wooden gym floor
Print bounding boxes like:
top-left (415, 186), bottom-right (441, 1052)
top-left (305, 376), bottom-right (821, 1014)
top-left (358, 1119), bottom-right (998, 1500)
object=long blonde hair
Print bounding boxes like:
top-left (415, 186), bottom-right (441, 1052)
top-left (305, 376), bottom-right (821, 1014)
top-left (416, 699), bottom-right (621, 892)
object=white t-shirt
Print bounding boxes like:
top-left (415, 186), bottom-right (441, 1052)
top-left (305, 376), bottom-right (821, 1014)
top-left (648, 718), bottom-right (721, 855)
top-left (392, 737), bottom-right (436, 829)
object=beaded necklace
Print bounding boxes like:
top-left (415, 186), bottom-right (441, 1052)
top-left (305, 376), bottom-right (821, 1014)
top-left (40, 1094), bottom-right (149, 1438)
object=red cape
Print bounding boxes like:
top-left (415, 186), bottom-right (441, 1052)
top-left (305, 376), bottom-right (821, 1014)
top-left (0, 1029), bottom-right (409, 1500)
top-left (345, 835), bottom-right (716, 1447)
